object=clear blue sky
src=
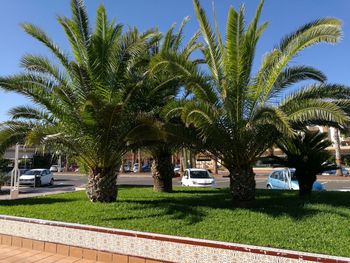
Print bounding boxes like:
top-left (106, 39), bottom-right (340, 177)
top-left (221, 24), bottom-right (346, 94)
top-left (0, 0), bottom-right (349, 122)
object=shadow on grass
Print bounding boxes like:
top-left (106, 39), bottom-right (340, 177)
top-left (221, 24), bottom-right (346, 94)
top-left (117, 184), bottom-right (152, 187)
top-left (116, 186), bottom-right (350, 224)
top-left (0, 197), bottom-right (78, 206)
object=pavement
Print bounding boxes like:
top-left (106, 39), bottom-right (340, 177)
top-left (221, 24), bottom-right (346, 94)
top-left (1, 170), bottom-right (350, 200)
top-left (0, 244), bottom-right (103, 263)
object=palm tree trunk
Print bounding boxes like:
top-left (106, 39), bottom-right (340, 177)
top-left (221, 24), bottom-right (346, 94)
top-left (137, 149), bottom-right (142, 172)
top-left (229, 166), bottom-right (256, 207)
top-left (212, 158), bottom-right (218, 175)
top-left (86, 167), bottom-right (118, 202)
top-left (296, 170), bottom-right (315, 200)
top-left (333, 128), bottom-right (343, 176)
top-left (152, 151), bottom-right (174, 192)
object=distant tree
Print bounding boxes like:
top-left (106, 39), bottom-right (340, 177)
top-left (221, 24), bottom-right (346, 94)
top-left (268, 131), bottom-right (335, 198)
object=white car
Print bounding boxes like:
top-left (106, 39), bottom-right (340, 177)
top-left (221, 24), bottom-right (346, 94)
top-left (19, 169), bottom-right (54, 187)
top-left (49, 165), bottom-right (64, 172)
top-left (133, 163), bottom-right (139, 173)
top-left (120, 164), bottom-right (131, 172)
top-left (174, 165), bottom-right (180, 177)
top-left (181, 168), bottom-right (216, 187)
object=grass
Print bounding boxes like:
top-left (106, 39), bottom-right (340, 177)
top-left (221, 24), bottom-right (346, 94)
top-left (0, 187), bottom-right (349, 257)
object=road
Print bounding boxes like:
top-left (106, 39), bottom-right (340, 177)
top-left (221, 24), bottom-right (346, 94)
top-left (115, 174), bottom-right (350, 191)
top-left (1, 172), bottom-right (350, 200)
top-left (50, 172), bottom-right (350, 191)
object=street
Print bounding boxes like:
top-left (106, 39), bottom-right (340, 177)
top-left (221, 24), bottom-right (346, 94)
top-left (115, 174), bottom-right (350, 192)
top-left (1, 172), bottom-right (350, 200)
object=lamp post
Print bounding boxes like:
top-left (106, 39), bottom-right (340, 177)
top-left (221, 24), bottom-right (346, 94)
top-left (10, 144), bottom-right (20, 199)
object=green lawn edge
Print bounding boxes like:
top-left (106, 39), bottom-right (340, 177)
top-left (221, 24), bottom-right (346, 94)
top-left (0, 187), bottom-right (349, 257)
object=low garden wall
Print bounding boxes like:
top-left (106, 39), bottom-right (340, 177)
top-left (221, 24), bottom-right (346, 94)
top-left (0, 214), bottom-right (348, 263)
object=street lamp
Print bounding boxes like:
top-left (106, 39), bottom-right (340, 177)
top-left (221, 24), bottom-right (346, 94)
top-left (10, 144), bottom-right (21, 199)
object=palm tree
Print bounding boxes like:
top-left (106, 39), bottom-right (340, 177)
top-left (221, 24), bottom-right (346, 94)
top-left (0, 0), bottom-right (159, 202)
top-left (154, 0), bottom-right (350, 205)
top-left (127, 18), bottom-right (202, 192)
top-left (268, 130), bottom-right (335, 199)
top-left (333, 128), bottom-right (343, 176)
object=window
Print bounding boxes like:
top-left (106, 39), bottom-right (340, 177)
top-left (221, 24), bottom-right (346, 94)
top-left (190, 171), bottom-right (211, 179)
top-left (271, 171), bottom-right (278, 179)
top-left (24, 170), bottom-right (41, 176)
top-left (277, 172), bottom-right (285, 181)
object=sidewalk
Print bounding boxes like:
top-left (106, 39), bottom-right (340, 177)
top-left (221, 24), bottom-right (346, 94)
top-left (0, 186), bottom-right (77, 201)
top-left (0, 244), bottom-right (105, 263)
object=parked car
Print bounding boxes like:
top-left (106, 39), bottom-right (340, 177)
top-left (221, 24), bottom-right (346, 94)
top-left (120, 164), bottom-right (131, 173)
top-left (19, 169), bottom-right (54, 187)
top-left (49, 165), bottom-right (64, 173)
top-left (132, 163), bottom-right (139, 173)
top-left (132, 163), bottom-right (150, 172)
top-left (174, 165), bottom-right (180, 177)
top-left (181, 168), bottom-right (216, 187)
top-left (266, 168), bottom-right (325, 191)
top-left (321, 167), bottom-right (349, 176)
top-left (141, 164), bottom-right (151, 172)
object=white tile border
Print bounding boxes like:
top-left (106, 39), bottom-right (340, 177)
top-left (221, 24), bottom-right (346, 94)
top-left (0, 215), bottom-right (349, 263)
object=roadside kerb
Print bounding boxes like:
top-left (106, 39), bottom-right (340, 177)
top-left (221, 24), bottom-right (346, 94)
top-left (0, 215), bottom-right (349, 263)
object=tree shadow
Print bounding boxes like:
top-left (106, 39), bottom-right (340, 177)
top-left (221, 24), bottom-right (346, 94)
top-left (116, 187), bottom-right (350, 225)
top-left (0, 197), bottom-right (78, 206)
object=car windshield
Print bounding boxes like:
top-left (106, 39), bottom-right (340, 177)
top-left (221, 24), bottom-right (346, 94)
top-left (23, 170), bottom-right (41, 176)
top-left (190, 171), bottom-right (211, 179)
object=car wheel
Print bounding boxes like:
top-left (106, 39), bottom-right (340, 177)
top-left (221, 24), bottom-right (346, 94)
top-left (267, 185), bottom-right (272, 189)
top-left (49, 178), bottom-right (54, 186)
top-left (35, 178), bottom-right (41, 187)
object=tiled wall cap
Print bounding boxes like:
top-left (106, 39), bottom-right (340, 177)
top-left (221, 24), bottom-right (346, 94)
top-left (0, 214), bottom-right (349, 263)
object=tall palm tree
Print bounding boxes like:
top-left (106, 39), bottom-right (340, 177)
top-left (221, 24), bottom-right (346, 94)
top-left (154, 0), bottom-right (350, 205)
top-left (333, 128), bottom-right (343, 176)
top-left (267, 130), bottom-right (335, 199)
top-left (127, 18), bottom-right (202, 192)
top-left (0, 0), bottom-right (159, 202)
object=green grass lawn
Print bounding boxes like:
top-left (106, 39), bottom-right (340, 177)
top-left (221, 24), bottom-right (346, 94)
top-left (0, 187), bottom-right (349, 257)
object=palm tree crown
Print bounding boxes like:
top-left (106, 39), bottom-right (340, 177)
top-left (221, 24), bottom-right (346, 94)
top-left (0, 0), bottom-right (160, 202)
top-left (154, 0), bottom-right (350, 204)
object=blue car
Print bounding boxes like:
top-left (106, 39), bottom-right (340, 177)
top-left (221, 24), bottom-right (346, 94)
top-left (266, 168), bottom-right (326, 191)
top-left (321, 167), bottom-right (349, 176)
top-left (132, 163), bottom-right (151, 173)
top-left (141, 164), bottom-right (151, 172)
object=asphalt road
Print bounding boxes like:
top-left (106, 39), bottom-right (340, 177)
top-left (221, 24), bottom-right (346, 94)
top-left (115, 174), bottom-right (350, 191)
top-left (53, 172), bottom-right (350, 191)
top-left (1, 172), bottom-right (350, 200)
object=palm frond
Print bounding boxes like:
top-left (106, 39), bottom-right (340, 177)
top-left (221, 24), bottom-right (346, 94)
top-left (193, 0), bottom-right (223, 82)
top-left (21, 23), bottom-right (70, 69)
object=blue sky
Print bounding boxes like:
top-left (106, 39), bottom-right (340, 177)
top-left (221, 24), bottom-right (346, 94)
top-left (0, 0), bottom-right (349, 122)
